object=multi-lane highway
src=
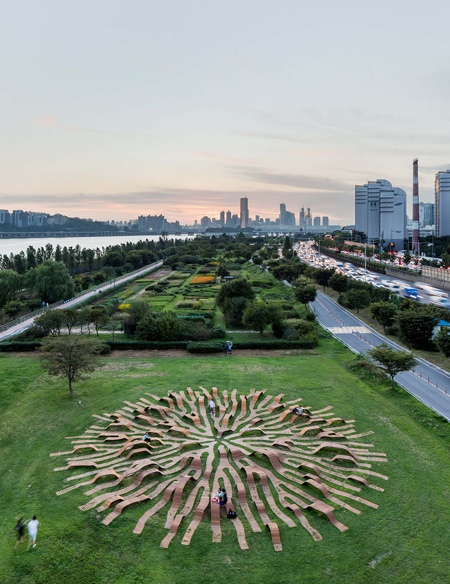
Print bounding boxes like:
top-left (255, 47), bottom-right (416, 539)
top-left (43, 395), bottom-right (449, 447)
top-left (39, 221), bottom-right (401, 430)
top-left (295, 240), bottom-right (450, 307)
top-left (293, 241), bottom-right (450, 420)
top-left (312, 292), bottom-right (450, 420)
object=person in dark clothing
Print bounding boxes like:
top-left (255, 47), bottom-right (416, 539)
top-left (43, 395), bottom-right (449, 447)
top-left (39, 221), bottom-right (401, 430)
top-left (14, 517), bottom-right (25, 547)
top-left (219, 490), bottom-right (228, 507)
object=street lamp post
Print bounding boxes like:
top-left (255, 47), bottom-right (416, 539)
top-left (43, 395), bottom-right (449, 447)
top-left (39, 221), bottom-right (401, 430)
top-left (364, 242), bottom-right (367, 282)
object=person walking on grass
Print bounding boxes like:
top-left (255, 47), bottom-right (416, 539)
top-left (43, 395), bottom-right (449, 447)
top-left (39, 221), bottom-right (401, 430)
top-left (27, 515), bottom-right (39, 550)
top-left (14, 517), bottom-right (26, 548)
top-left (209, 399), bottom-right (215, 415)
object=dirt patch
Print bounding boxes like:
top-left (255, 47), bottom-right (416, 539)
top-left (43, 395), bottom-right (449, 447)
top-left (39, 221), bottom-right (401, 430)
top-left (140, 269), bottom-right (172, 281)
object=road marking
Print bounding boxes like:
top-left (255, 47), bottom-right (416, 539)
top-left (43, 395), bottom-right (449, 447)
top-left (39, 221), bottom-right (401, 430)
top-left (328, 326), bottom-right (370, 334)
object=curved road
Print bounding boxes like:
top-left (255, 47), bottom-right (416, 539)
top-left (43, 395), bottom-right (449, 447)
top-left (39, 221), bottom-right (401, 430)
top-left (0, 261), bottom-right (163, 342)
top-left (312, 292), bottom-right (450, 421)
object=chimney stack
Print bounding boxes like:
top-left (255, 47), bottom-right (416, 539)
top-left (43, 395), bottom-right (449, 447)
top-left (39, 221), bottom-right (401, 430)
top-left (412, 158), bottom-right (420, 255)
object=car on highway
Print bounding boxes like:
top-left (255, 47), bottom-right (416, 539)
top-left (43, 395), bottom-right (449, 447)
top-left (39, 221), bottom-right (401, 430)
top-left (400, 287), bottom-right (420, 300)
top-left (429, 297), bottom-right (450, 309)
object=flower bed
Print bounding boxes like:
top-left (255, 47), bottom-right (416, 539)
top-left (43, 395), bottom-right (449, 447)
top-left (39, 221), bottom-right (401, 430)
top-left (190, 276), bottom-right (215, 285)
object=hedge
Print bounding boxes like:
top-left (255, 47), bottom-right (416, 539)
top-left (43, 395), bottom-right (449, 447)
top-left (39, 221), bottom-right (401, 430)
top-left (0, 341), bottom-right (42, 352)
top-left (186, 338), bottom-right (318, 353)
top-left (106, 340), bottom-right (188, 350)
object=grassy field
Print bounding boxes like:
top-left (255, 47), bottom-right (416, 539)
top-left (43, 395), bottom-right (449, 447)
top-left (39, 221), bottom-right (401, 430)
top-left (1, 341), bottom-right (450, 584)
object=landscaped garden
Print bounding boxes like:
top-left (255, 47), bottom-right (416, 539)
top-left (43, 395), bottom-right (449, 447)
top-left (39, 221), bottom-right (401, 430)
top-left (1, 339), bottom-right (450, 583)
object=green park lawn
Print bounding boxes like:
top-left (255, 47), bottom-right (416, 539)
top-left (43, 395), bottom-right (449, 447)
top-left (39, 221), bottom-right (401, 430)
top-left (1, 341), bottom-right (450, 584)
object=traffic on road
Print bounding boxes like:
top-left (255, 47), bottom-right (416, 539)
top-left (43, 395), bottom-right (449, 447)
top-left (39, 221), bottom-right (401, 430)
top-left (294, 240), bottom-right (449, 310)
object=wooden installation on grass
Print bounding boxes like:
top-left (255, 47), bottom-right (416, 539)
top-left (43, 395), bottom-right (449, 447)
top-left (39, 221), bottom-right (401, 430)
top-left (52, 388), bottom-right (388, 551)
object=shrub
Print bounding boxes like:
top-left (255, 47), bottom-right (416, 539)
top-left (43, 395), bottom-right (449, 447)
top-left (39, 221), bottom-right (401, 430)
top-left (106, 340), bottom-right (188, 350)
top-left (176, 301), bottom-right (197, 308)
top-left (210, 327), bottom-right (226, 339)
top-left (0, 341), bottom-right (42, 352)
top-left (179, 320), bottom-right (211, 341)
top-left (282, 325), bottom-right (300, 340)
top-left (186, 341), bottom-right (224, 353)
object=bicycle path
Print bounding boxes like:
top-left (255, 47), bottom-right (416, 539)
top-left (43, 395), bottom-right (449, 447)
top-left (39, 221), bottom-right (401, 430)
top-left (0, 261), bottom-right (163, 342)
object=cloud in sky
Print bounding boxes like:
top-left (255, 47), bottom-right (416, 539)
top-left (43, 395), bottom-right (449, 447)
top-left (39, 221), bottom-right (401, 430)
top-left (232, 166), bottom-right (349, 192)
top-left (1, 1), bottom-right (449, 226)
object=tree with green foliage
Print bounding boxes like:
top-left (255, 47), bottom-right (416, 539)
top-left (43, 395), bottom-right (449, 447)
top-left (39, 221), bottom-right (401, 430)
top-left (0, 269), bottom-right (22, 307)
top-left (126, 299), bottom-right (151, 322)
top-left (137, 311), bottom-right (180, 341)
top-left (39, 335), bottom-right (106, 395)
top-left (26, 260), bottom-right (75, 304)
top-left (347, 289), bottom-right (371, 313)
top-left (397, 310), bottom-right (438, 350)
top-left (215, 263), bottom-right (229, 278)
top-left (34, 309), bottom-right (65, 337)
top-left (368, 343), bottom-right (416, 389)
top-left (61, 308), bottom-right (79, 334)
top-left (282, 236), bottom-right (293, 259)
top-left (314, 268), bottom-right (335, 291)
top-left (434, 328), bottom-right (450, 357)
top-left (303, 265), bottom-right (316, 282)
top-left (271, 260), bottom-right (306, 283)
top-left (90, 306), bottom-right (109, 336)
top-left (222, 297), bottom-right (250, 327)
top-left (403, 250), bottom-right (411, 266)
top-left (79, 306), bottom-right (93, 335)
top-left (216, 278), bottom-right (255, 309)
top-left (329, 273), bottom-right (348, 293)
top-left (370, 302), bottom-right (398, 332)
top-left (294, 284), bottom-right (317, 306)
top-left (243, 301), bottom-right (272, 335)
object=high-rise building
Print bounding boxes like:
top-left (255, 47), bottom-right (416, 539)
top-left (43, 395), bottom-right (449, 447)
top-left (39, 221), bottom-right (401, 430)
top-left (279, 203), bottom-right (286, 226)
top-left (313, 217), bottom-right (321, 227)
top-left (419, 203), bottom-right (434, 228)
top-left (285, 211), bottom-right (296, 227)
top-left (299, 207), bottom-right (305, 228)
top-left (435, 170), bottom-right (450, 237)
top-left (226, 210), bottom-right (232, 226)
top-left (355, 179), bottom-right (407, 249)
top-left (306, 207), bottom-right (312, 227)
top-left (138, 214), bottom-right (166, 232)
top-left (240, 197), bottom-right (249, 228)
top-left (219, 211), bottom-right (225, 226)
top-left (322, 216), bottom-right (329, 227)
top-left (0, 210), bottom-right (11, 224)
top-left (200, 216), bottom-right (211, 229)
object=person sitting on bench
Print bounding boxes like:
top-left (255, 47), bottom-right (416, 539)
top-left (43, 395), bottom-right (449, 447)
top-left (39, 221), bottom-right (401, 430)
top-left (291, 406), bottom-right (304, 416)
top-left (219, 489), bottom-right (228, 507)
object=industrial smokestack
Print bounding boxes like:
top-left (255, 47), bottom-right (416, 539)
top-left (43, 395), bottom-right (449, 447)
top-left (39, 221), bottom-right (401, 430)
top-left (412, 158), bottom-right (419, 255)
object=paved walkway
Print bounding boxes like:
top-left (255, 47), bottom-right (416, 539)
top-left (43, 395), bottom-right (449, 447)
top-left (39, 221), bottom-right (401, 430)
top-left (312, 292), bottom-right (450, 421)
top-left (0, 261), bottom-right (163, 342)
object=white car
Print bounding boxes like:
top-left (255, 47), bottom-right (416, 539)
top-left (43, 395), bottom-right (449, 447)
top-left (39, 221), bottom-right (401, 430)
top-left (430, 297), bottom-right (450, 309)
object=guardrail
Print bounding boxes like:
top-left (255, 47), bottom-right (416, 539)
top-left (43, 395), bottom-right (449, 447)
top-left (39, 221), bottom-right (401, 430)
top-left (0, 260), bottom-right (163, 334)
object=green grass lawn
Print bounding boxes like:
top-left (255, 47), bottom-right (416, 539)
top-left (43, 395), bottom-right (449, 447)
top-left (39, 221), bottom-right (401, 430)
top-left (1, 342), bottom-right (450, 584)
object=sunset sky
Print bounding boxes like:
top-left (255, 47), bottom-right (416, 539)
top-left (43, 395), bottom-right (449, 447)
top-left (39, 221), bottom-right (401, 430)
top-left (1, 0), bottom-right (450, 225)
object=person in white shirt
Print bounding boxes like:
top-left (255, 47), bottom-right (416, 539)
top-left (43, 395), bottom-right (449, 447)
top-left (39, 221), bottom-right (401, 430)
top-left (27, 515), bottom-right (39, 550)
top-left (209, 400), bottom-right (215, 415)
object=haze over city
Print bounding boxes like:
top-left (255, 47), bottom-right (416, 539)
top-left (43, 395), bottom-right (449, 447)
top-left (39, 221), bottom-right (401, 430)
top-left (1, 0), bottom-right (450, 224)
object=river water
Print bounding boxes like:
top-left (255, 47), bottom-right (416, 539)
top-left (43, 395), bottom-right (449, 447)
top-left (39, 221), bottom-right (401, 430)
top-left (0, 234), bottom-right (193, 256)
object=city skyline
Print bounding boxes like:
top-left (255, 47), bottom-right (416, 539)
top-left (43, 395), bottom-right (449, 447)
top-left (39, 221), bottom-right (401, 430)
top-left (1, 2), bottom-right (450, 224)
